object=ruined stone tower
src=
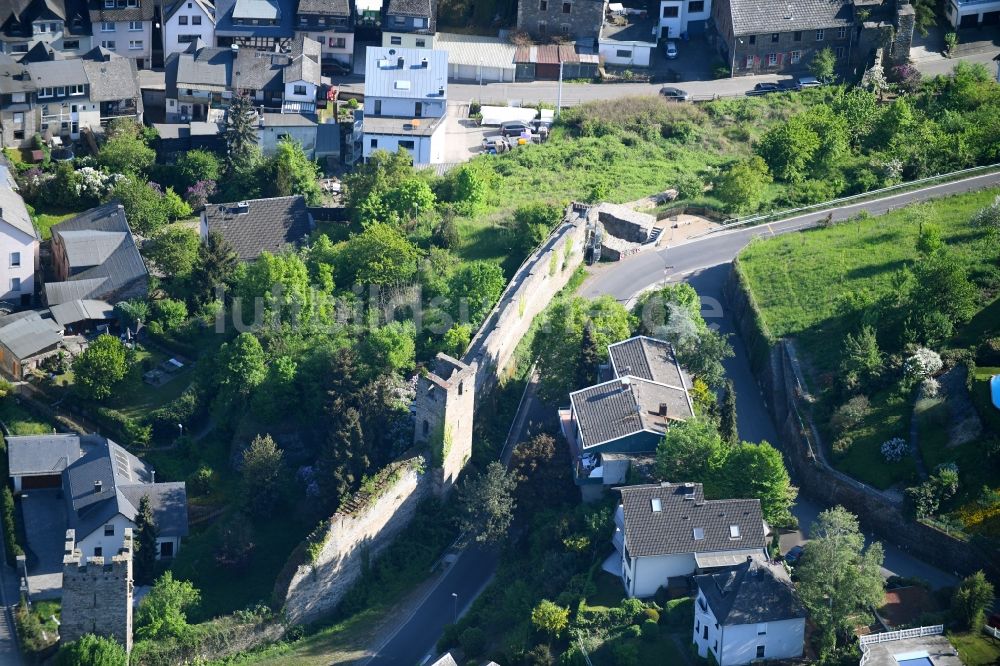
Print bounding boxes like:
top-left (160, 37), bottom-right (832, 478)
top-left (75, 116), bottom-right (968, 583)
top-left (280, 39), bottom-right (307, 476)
top-left (413, 353), bottom-right (475, 496)
top-left (60, 528), bottom-right (134, 653)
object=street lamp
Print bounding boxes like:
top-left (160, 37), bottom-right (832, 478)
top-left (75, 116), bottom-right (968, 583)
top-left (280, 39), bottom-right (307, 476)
top-left (730, 38), bottom-right (744, 78)
top-left (178, 423), bottom-right (184, 438)
top-left (451, 592), bottom-right (458, 622)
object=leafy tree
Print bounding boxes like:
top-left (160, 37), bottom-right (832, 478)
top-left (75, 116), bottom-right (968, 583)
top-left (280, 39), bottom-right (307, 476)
top-left (758, 116), bottom-right (821, 182)
top-left (217, 333), bottom-right (267, 406)
top-left (911, 252), bottom-right (978, 326)
top-left (343, 148), bottom-right (413, 215)
top-left (379, 178), bottom-right (436, 226)
top-left (152, 298), bottom-right (188, 331)
top-left (448, 261), bottom-right (505, 325)
top-left (317, 406), bottom-right (365, 508)
top-left (73, 334), bottom-right (129, 401)
top-left (655, 419), bottom-right (726, 486)
top-left (448, 161), bottom-right (495, 213)
top-left (442, 323), bottom-right (472, 358)
top-left (717, 441), bottom-right (797, 526)
top-left (190, 232), bottom-right (239, 306)
top-left (910, 0), bottom-right (937, 35)
top-left (239, 434), bottom-right (285, 516)
top-left (97, 123), bottom-right (155, 176)
top-left (713, 156), bottom-right (772, 214)
top-left (163, 187), bottom-right (193, 222)
top-left (252, 355), bottom-right (298, 421)
top-left (362, 321), bottom-right (417, 374)
top-left (234, 251), bottom-right (318, 327)
top-left (135, 572), bottom-right (200, 640)
top-left (110, 176), bottom-right (168, 235)
top-left (531, 599), bottom-right (569, 639)
top-left (224, 92), bottom-right (260, 175)
top-left (456, 461), bottom-right (517, 544)
top-left (840, 325), bottom-right (882, 389)
top-left (146, 226), bottom-right (201, 278)
top-left (971, 195), bottom-right (1000, 241)
top-left (809, 47), bottom-right (837, 82)
top-left (916, 222), bottom-right (944, 257)
top-left (342, 223), bottom-right (421, 287)
top-left (511, 202), bottom-right (563, 256)
top-left (533, 296), bottom-right (635, 403)
top-left (54, 634), bottom-right (127, 666)
top-left (114, 298), bottom-right (149, 330)
top-left (266, 136), bottom-right (321, 205)
top-left (133, 494), bottom-right (158, 585)
top-left (176, 149), bottom-right (222, 188)
top-left (951, 571), bottom-right (994, 630)
top-left (214, 511), bottom-right (255, 570)
top-left (802, 104), bottom-right (849, 172)
top-left (719, 380), bottom-right (738, 447)
top-left (796, 507), bottom-right (884, 653)
top-left (576, 322), bottom-right (602, 389)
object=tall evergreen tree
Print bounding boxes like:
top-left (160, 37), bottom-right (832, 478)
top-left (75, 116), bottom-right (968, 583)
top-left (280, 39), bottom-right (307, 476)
top-left (223, 92), bottom-right (259, 174)
top-left (720, 380), bottom-right (739, 447)
top-left (190, 232), bottom-right (238, 307)
top-left (576, 322), bottom-right (601, 389)
top-left (133, 495), bottom-right (158, 585)
top-left (317, 407), bottom-right (365, 509)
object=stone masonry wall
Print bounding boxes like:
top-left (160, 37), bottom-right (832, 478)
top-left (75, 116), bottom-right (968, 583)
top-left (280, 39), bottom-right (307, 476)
top-left (280, 456), bottom-right (432, 625)
top-left (724, 266), bottom-right (1000, 583)
top-left (60, 528), bottom-right (134, 652)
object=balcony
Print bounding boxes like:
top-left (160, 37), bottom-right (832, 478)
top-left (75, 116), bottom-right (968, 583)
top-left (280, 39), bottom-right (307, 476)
top-left (281, 100), bottom-right (316, 114)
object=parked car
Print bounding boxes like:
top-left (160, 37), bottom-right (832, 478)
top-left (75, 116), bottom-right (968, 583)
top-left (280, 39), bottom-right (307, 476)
top-left (500, 121), bottom-right (532, 137)
top-left (798, 76), bottom-right (822, 88)
top-left (777, 79), bottom-right (800, 91)
top-left (783, 545), bottom-right (805, 565)
top-left (747, 82), bottom-right (780, 96)
top-left (664, 41), bottom-right (678, 59)
top-left (659, 86), bottom-right (690, 101)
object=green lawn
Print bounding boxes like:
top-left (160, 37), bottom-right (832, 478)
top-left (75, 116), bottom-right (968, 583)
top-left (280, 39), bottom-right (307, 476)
top-left (32, 209), bottom-right (76, 240)
top-left (0, 400), bottom-right (53, 436)
top-left (948, 631), bottom-right (1000, 665)
top-left (832, 388), bottom-right (917, 490)
top-left (584, 571), bottom-right (626, 611)
top-left (111, 348), bottom-right (194, 420)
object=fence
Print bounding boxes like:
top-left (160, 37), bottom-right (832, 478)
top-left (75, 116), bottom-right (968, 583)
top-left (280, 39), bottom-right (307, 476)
top-left (985, 625), bottom-right (1000, 640)
top-left (859, 625), bottom-right (945, 666)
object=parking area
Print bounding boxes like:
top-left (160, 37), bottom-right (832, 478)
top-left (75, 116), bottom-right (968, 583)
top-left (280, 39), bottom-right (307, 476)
top-left (19, 489), bottom-right (67, 600)
top-left (443, 102), bottom-right (485, 164)
top-left (648, 36), bottom-right (718, 82)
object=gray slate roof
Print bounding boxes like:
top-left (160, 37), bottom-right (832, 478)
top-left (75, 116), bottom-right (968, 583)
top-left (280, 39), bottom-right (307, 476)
top-left (0, 177), bottom-right (37, 239)
top-left (619, 482), bottom-right (765, 558)
top-left (694, 557), bottom-right (806, 625)
top-left (0, 311), bottom-right (63, 359)
top-left (570, 376), bottom-right (693, 449)
top-left (46, 202), bottom-right (148, 306)
top-left (81, 47), bottom-right (143, 106)
top-left (727, 0), bottom-right (853, 35)
top-left (88, 0), bottom-right (154, 22)
top-left (1, 0), bottom-right (91, 39)
top-left (25, 57), bottom-right (87, 88)
top-left (387, 0), bottom-right (433, 23)
top-left (216, 0), bottom-right (295, 37)
top-left (166, 43), bottom-right (234, 95)
top-left (296, 0), bottom-right (350, 17)
top-left (7, 434), bottom-right (82, 477)
top-left (64, 437), bottom-right (188, 540)
top-left (164, 0), bottom-right (214, 22)
top-left (609, 336), bottom-right (686, 388)
top-left (364, 46), bottom-right (447, 100)
top-left (203, 195), bottom-right (312, 261)
top-left (0, 55), bottom-right (35, 94)
top-left (284, 40), bottom-right (321, 85)
top-left (233, 50), bottom-right (287, 91)
top-left (49, 299), bottom-right (114, 327)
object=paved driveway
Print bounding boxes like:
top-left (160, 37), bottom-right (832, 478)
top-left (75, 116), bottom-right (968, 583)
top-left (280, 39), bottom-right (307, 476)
top-left (442, 102), bottom-right (485, 164)
top-left (19, 490), bottom-right (66, 600)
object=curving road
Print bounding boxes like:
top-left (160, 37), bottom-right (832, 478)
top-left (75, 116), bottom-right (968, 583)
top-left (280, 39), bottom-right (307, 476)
top-left (366, 170), bottom-right (1000, 664)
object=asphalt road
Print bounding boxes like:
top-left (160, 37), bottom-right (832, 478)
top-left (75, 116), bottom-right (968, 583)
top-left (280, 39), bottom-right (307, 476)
top-left (365, 167), bottom-right (1000, 665)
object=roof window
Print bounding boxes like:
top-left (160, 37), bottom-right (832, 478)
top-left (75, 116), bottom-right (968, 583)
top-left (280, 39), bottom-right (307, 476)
top-left (693, 527), bottom-right (704, 540)
top-left (651, 498), bottom-right (661, 512)
top-left (729, 524), bottom-right (741, 539)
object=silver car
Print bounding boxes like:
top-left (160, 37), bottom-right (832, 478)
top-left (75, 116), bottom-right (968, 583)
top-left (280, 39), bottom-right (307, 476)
top-left (659, 86), bottom-right (690, 101)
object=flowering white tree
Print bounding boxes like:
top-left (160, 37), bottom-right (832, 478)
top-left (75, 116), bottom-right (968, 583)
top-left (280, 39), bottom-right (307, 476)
top-left (862, 64), bottom-right (889, 99)
top-left (881, 437), bottom-right (908, 462)
top-left (905, 347), bottom-right (943, 381)
top-left (972, 195), bottom-right (1000, 241)
top-left (920, 377), bottom-right (940, 399)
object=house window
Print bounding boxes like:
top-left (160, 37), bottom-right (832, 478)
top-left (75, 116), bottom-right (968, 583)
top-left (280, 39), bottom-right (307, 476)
top-left (101, 21), bottom-right (115, 31)
top-left (793, 30), bottom-right (801, 41)
top-left (333, 37), bottom-right (346, 47)
top-left (616, 49), bottom-right (632, 57)
top-left (370, 138), bottom-right (377, 148)
top-left (560, 23), bottom-right (570, 34)
top-left (816, 29), bottom-right (824, 41)
top-left (39, 88), bottom-right (52, 98)
top-left (57, 86), bottom-right (65, 96)
top-left (160, 541), bottom-right (174, 557)
top-left (293, 84), bottom-right (307, 95)
top-left (10, 43), bottom-right (28, 53)
top-left (129, 39), bottom-right (143, 49)
top-left (713, 641), bottom-right (718, 653)
top-left (663, 5), bottom-right (679, 17)
top-left (651, 498), bottom-right (662, 512)
top-left (538, 20), bottom-right (547, 33)
top-left (730, 524), bottom-right (741, 538)
top-left (414, 102), bottom-right (422, 116)
top-left (837, 26), bottom-right (846, 39)
top-left (178, 15), bottom-right (189, 24)
top-left (11, 277), bottom-right (21, 292)
top-left (399, 140), bottom-right (415, 150)
top-left (415, 38), bottom-right (425, 47)
top-left (10, 93), bottom-right (24, 103)
top-left (790, 50), bottom-right (801, 64)
top-left (178, 34), bottom-right (197, 42)
top-left (771, 32), bottom-right (779, 42)
top-left (756, 646), bottom-right (765, 659)
top-left (390, 35), bottom-right (402, 45)
top-left (745, 54), bottom-right (753, 68)
top-left (748, 34), bottom-right (756, 45)
top-left (102, 40), bottom-right (116, 49)
top-left (688, 0), bottom-right (704, 11)
top-left (540, 0), bottom-right (548, 9)
top-left (104, 524), bottom-right (115, 536)
top-left (10, 253), bottom-right (20, 268)
top-left (192, 15), bottom-right (202, 25)
top-left (562, 2), bottom-right (571, 13)
top-left (757, 623), bottom-right (767, 635)
top-left (693, 527), bottom-right (705, 540)
top-left (104, 0), bottom-right (114, 7)
top-left (63, 39), bottom-right (80, 49)
top-left (835, 46), bottom-right (845, 58)
top-left (703, 625), bottom-right (708, 639)
top-left (393, 15), bottom-right (405, 24)
top-left (94, 546), bottom-right (103, 557)
top-left (12, 113), bottom-right (23, 126)
top-left (374, 100), bottom-right (381, 114)
top-left (767, 52), bottom-right (777, 66)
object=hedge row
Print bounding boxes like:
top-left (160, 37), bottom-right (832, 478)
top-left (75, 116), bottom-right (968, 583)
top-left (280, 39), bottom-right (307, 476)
top-left (92, 407), bottom-right (151, 448)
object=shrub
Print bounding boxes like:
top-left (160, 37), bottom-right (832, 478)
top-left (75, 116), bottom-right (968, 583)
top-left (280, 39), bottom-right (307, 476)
top-left (613, 640), bottom-right (639, 666)
top-left (978, 337), bottom-right (1000, 365)
top-left (905, 347), bottom-right (943, 381)
top-left (880, 437), bottom-right (908, 462)
top-left (2, 487), bottom-right (23, 560)
top-left (641, 618), bottom-right (659, 641)
top-left (459, 627), bottom-right (486, 657)
top-left (624, 624), bottom-right (641, 638)
top-left (830, 395), bottom-right (870, 435)
top-left (643, 607), bottom-right (660, 623)
top-left (187, 466), bottom-right (214, 496)
top-left (832, 436), bottom-right (853, 457)
top-left (920, 377), bottom-right (940, 399)
top-left (94, 407), bottom-right (152, 447)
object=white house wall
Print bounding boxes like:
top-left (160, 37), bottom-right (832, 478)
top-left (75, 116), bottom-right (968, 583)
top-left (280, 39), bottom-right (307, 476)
top-left (599, 41), bottom-right (652, 67)
top-left (92, 22), bottom-right (152, 67)
top-left (258, 124), bottom-right (317, 157)
top-left (296, 30), bottom-right (355, 64)
top-left (363, 131), bottom-right (435, 164)
top-left (163, 1), bottom-right (215, 58)
top-left (283, 80), bottom-right (317, 103)
top-left (0, 225), bottom-right (37, 302)
top-left (719, 618), bottom-right (805, 665)
top-left (658, 0), bottom-right (711, 38)
top-left (76, 514), bottom-right (136, 559)
top-left (364, 96), bottom-right (446, 118)
top-left (382, 32), bottom-right (435, 49)
top-left (630, 552), bottom-right (695, 597)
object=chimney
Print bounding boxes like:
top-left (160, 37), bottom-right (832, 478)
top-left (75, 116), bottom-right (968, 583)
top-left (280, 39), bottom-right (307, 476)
top-left (438, 85), bottom-right (445, 96)
top-left (150, 469), bottom-right (155, 484)
top-left (421, 57), bottom-right (428, 68)
top-left (234, 201), bottom-right (250, 214)
top-left (397, 56), bottom-right (405, 68)
top-left (658, 402), bottom-right (668, 417)
top-left (94, 480), bottom-right (102, 493)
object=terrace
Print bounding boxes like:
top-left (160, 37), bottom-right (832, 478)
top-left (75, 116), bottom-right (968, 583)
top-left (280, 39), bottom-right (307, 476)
top-left (860, 627), bottom-right (963, 666)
